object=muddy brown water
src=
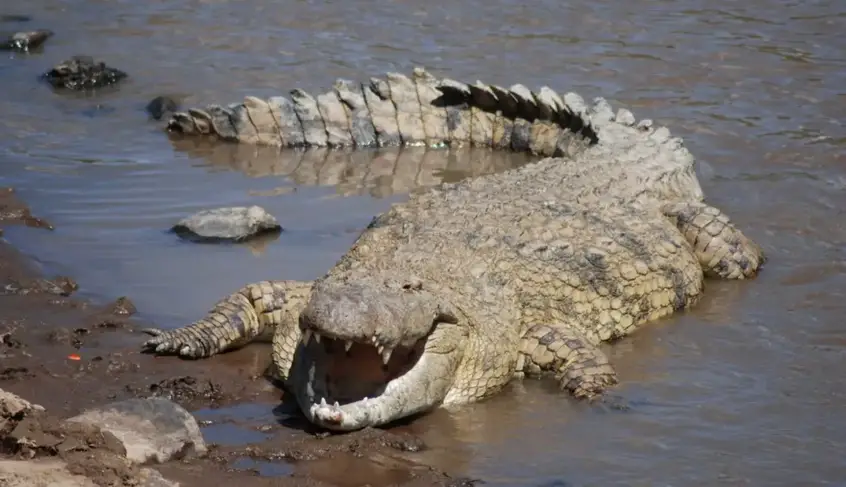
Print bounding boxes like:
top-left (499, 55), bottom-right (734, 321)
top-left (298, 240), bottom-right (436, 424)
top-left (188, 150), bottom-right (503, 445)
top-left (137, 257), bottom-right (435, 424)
top-left (1, 0), bottom-right (845, 485)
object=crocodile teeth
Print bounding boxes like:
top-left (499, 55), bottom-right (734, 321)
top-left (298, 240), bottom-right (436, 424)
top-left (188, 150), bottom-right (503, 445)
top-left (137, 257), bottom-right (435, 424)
top-left (334, 401), bottom-right (340, 407)
top-left (344, 341), bottom-right (353, 352)
top-left (301, 329), bottom-right (313, 345)
top-left (314, 332), bottom-right (322, 344)
top-left (377, 345), bottom-right (384, 356)
top-left (381, 347), bottom-right (393, 364)
top-left (320, 397), bottom-right (328, 407)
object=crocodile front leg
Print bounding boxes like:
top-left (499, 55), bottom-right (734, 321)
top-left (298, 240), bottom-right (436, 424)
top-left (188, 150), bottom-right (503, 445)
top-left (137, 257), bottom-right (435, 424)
top-left (519, 323), bottom-right (618, 399)
top-left (142, 280), bottom-right (312, 359)
top-left (662, 202), bottom-right (766, 280)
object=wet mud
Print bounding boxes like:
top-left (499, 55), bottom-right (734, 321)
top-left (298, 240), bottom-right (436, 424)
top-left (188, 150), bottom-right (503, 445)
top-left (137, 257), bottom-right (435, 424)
top-left (0, 187), bottom-right (477, 486)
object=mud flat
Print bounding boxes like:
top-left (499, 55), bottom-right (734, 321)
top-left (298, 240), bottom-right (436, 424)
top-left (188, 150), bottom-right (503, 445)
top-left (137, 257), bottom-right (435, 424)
top-left (0, 187), bottom-right (476, 486)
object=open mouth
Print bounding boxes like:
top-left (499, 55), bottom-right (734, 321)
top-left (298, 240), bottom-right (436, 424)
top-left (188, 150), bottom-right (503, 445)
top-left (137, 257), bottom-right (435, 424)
top-left (297, 328), bottom-right (426, 428)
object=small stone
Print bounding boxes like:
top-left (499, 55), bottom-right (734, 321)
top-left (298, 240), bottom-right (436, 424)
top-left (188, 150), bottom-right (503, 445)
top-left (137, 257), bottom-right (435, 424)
top-left (109, 296), bottom-right (137, 316)
top-left (66, 397), bottom-right (207, 464)
top-left (41, 56), bottom-right (128, 91)
top-left (0, 388), bottom-right (45, 419)
top-left (171, 205), bottom-right (282, 242)
top-left (1, 29), bottom-right (53, 52)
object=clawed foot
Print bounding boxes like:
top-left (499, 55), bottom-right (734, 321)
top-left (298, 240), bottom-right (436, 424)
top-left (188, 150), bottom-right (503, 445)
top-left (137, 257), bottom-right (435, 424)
top-left (140, 328), bottom-right (211, 359)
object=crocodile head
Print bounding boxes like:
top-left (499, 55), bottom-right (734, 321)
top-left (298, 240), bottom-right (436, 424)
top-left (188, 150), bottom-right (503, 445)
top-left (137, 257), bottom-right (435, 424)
top-left (292, 274), bottom-right (466, 431)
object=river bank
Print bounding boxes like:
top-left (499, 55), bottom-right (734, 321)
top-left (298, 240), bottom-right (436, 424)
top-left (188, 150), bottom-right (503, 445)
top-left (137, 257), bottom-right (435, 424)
top-left (0, 187), bottom-right (476, 486)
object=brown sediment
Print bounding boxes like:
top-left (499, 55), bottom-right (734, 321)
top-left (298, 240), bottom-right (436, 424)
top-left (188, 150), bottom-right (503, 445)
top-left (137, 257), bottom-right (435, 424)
top-left (0, 187), bottom-right (476, 486)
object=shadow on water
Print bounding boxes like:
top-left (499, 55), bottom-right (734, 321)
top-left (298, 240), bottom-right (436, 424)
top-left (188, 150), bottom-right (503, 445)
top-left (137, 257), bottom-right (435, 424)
top-left (1, 0), bottom-right (846, 485)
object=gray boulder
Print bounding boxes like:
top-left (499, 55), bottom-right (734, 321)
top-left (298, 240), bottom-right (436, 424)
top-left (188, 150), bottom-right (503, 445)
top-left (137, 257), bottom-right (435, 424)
top-left (171, 205), bottom-right (282, 242)
top-left (66, 397), bottom-right (207, 464)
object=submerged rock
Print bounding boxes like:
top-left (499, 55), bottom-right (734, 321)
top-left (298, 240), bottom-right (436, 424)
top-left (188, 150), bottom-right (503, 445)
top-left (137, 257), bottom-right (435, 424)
top-left (66, 396), bottom-right (207, 464)
top-left (41, 56), bottom-right (128, 91)
top-left (146, 95), bottom-right (180, 121)
top-left (171, 205), bottom-right (282, 242)
top-left (1, 29), bottom-right (53, 52)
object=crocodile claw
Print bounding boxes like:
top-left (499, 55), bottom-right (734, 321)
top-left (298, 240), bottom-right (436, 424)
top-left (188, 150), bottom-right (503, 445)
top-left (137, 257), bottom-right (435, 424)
top-left (140, 328), bottom-right (211, 359)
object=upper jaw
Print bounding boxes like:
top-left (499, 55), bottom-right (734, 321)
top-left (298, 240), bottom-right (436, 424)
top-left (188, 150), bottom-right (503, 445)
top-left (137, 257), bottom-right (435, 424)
top-left (299, 327), bottom-right (399, 366)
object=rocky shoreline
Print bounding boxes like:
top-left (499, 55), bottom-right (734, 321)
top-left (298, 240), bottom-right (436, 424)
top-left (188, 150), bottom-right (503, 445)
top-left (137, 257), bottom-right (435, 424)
top-left (0, 187), bottom-right (476, 486)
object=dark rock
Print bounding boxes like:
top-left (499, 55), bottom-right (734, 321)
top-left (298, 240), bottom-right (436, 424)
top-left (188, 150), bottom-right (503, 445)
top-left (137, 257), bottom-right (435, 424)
top-left (108, 296), bottom-right (137, 316)
top-left (66, 397), bottom-right (207, 464)
top-left (379, 430), bottom-right (426, 452)
top-left (41, 56), bottom-right (128, 91)
top-left (146, 96), bottom-right (180, 121)
top-left (128, 376), bottom-right (228, 408)
top-left (1, 29), bottom-right (53, 52)
top-left (0, 367), bottom-right (35, 381)
top-left (1, 329), bottom-right (22, 349)
top-left (171, 205), bottom-right (282, 243)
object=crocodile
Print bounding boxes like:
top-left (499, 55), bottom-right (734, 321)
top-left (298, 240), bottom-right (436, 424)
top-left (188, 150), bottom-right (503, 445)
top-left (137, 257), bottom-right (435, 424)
top-left (145, 68), bottom-right (766, 431)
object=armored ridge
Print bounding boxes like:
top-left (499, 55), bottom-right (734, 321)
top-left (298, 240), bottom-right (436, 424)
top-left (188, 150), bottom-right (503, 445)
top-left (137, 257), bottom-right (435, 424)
top-left (146, 84), bottom-right (766, 432)
top-left (165, 68), bottom-right (600, 156)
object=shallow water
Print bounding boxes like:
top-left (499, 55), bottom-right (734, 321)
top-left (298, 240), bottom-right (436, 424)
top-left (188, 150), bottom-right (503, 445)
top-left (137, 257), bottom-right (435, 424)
top-left (1, 0), bottom-right (845, 485)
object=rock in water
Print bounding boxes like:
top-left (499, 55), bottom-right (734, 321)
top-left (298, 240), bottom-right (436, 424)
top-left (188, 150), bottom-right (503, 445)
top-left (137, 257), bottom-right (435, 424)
top-left (1, 29), bottom-right (53, 52)
top-left (171, 205), bottom-right (282, 242)
top-left (41, 56), bottom-right (128, 90)
top-left (66, 397), bottom-right (207, 464)
top-left (146, 96), bottom-right (180, 121)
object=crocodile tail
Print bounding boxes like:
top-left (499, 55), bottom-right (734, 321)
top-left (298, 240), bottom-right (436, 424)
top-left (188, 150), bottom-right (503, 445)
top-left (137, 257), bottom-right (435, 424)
top-left (432, 77), bottom-right (600, 156)
top-left (165, 68), bottom-right (602, 154)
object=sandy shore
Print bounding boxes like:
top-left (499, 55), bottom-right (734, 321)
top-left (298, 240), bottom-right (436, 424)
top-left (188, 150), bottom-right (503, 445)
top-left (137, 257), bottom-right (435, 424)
top-left (0, 187), bottom-right (476, 487)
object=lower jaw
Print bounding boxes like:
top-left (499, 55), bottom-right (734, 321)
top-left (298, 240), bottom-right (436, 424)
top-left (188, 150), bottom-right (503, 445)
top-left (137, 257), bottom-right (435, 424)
top-left (302, 389), bottom-right (387, 430)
